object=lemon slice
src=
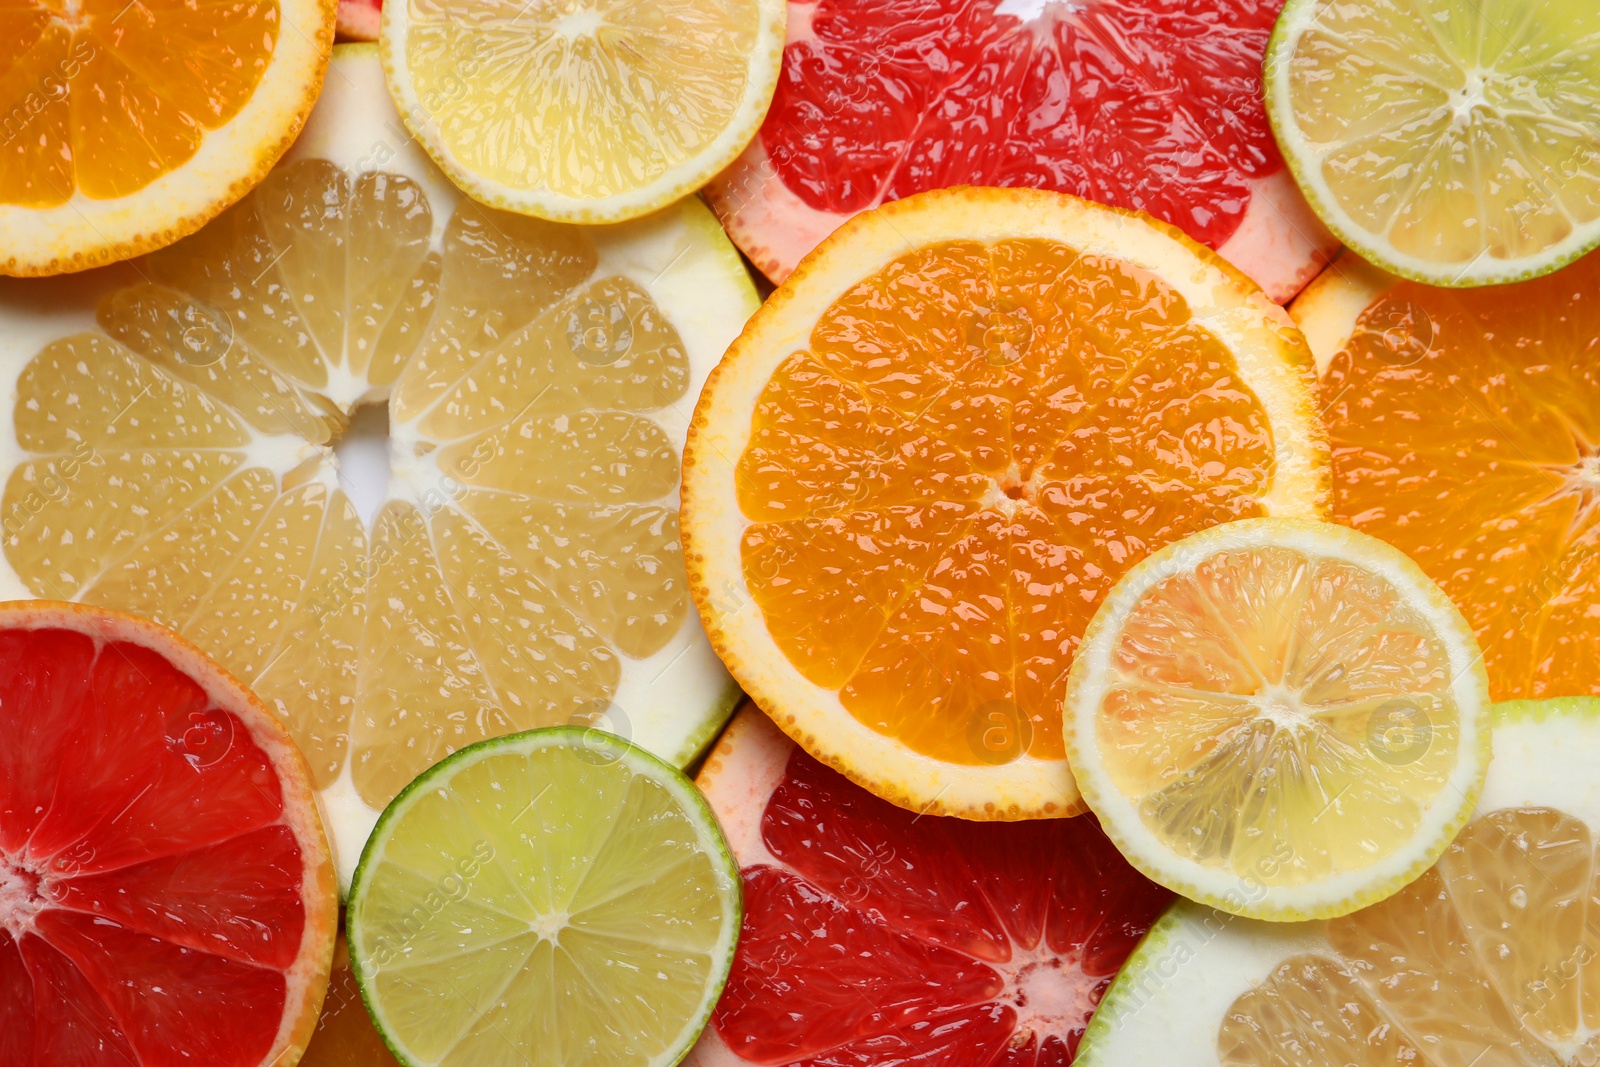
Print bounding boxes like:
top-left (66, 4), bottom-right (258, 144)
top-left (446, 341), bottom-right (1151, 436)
top-left (347, 727), bottom-right (741, 1067)
top-left (1264, 0), bottom-right (1600, 286)
top-left (379, 0), bottom-right (786, 224)
top-left (0, 44), bottom-right (758, 889)
top-left (1076, 698), bottom-right (1600, 1067)
top-left (1064, 516), bottom-right (1490, 921)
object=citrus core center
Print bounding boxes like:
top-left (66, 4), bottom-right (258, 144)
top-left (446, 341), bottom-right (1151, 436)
top-left (331, 403), bottom-right (395, 528)
top-left (0, 853), bottom-right (49, 937)
top-left (1000, 945), bottom-right (1098, 1043)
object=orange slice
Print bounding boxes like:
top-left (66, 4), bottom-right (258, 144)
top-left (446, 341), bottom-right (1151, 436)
top-left (1293, 250), bottom-right (1600, 700)
top-left (0, 0), bottom-right (335, 276)
top-left (682, 187), bottom-right (1328, 820)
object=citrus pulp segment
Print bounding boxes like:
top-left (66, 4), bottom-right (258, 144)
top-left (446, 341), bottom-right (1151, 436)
top-left (1295, 249), bottom-right (1600, 701)
top-left (1065, 517), bottom-right (1490, 921)
top-left (0, 600), bottom-right (337, 1067)
top-left (1265, 0), bottom-right (1600, 286)
top-left (684, 705), bottom-right (1173, 1066)
top-left (347, 727), bottom-right (742, 1067)
top-left (379, 0), bottom-right (786, 224)
top-left (0, 44), bottom-right (758, 889)
top-left (707, 0), bottom-right (1339, 302)
top-left (682, 186), bottom-right (1327, 821)
top-left (1075, 698), bottom-right (1600, 1067)
top-left (0, 0), bottom-right (335, 276)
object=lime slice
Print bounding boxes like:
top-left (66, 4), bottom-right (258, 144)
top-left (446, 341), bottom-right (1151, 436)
top-left (347, 727), bottom-right (741, 1066)
top-left (1265, 0), bottom-right (1600, 286)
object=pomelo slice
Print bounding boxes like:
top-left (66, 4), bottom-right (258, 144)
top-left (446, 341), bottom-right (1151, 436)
top-left (0, 0), bottom-right (335, 276)
top-left (1292, 249), bottom-right (1600, 702)
top-left (1075, 698), bottom-right (1600, 1067)
top-left (682, 185), bottom-right (1328, 821)
top-left (347, 726), bottom-right (742, 1067)
top-left (1065, 517), bottom-right (1491, 921)
top-left (0, 44), bottom-right (758, 889)
top-left (683, 704), bottom-right (1173, 1065)
top-left (707, 0), bottom-right (1339, 302)
top-left (0, 600), bottom-right (337, 1067)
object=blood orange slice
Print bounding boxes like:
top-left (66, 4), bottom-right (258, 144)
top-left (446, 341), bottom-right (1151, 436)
top-left (708, 0), bottom-right (1339, 302)
top-left (0, 601), bottom-right (337, 1067)
top-left (685, 705), bottom-right (1173, 1066)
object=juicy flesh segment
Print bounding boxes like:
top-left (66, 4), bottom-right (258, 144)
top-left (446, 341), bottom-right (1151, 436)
top-left (1221, 806), bottom-right (1600, 1065)
top-left (0, 627), bottom-right (307, 1066)
top-left (2, 157), bottom-right (694, 808)
top-left (760, 0), bottom-right (1286, 249)
top-left (1322, 252), bottom-right (1600, 700)
top-left (736, 239), bottom-right (1276, 765)
top-left (1097, 545), bottom-right (1462, 886)
top-left (353, 745), bottom-right (730, 1067)
top-left (403, 0), bottom-right (759, 198)
top-left (713, 746), bottom-right (1173, 1064)
top-left (0, 0), bottom-right (279, 206)
top-left (1285, 0), bottom-right (1600, 264)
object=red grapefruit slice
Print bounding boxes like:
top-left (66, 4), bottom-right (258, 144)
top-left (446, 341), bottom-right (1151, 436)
top-left (686, 706), bottom-right (1172, 1065)
top-left (708, 0), bottom-right (1339, 303)
top-left (0, 602), bottom-right (337, 1067)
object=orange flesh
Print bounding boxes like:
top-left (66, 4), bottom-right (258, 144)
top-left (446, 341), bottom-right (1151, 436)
top-left (736, 239), bottom-right (1277, 765)
top-left (0, 0), bottom-right (277, 206)
top-left (1322, 251), bottom-right (1600, 700)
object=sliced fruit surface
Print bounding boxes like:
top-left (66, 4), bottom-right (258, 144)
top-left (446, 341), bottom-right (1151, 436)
top-left (683, 186), bottom-right (1327, 821)
top-left (1065, 517), bottom-right (1491, 921)
top-left (300, 935), bottom-right (401, 1067)
top-left (380, 0), bottom-right (785, 223)
top-left (1297, 250), bottom-right (1600, 702)
top-left (1076, 697), bottom-right (1600, 1067)
top-left (347, 726), bottom-right (742, 1067)
top-left (1265, 0), bottom-right (1600, 286)
top-left (0, 44), bottom-right (757, 889)
top-left (336, 0), bottom-right (380, 40)
top-left (0, 600), bottom-right (337, 1067)
top-left (0, 0), bottom-right (335, 276)
top-left (685, 705), bottom-right (1173, 1066)
top-left (708, 0), bottom-right (1339, 302)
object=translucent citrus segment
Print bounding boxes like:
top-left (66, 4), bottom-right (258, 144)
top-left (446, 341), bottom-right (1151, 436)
top-left (347, 728), bottom-right (741, 1067)
top-left (1221, 806), bottom-right (1600, 1065)
top-left (1309, 251), bottom-right (1600, 701)
top-left (737, 240), bottom-right (1277, 769)
top-left (1265, 0), bottom-right (1600, 284)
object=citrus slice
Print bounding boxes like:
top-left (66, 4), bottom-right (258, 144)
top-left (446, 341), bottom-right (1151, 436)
top-left (1064, 516), bottom-right (1491, 921)
top-left (300, 936), bottom-right (401, 1067)
top-left (0, 600), bottom-right (337, 1067)
top-left (0, 43), bottom-right (758, 889)
top-left (1075, 697), bottom-right (1600, 1067)
top-left (683, 704), bottom-right (1173, 1065)
top-left (0, 0), bottom-right (335, 276)
top-left (682, 185), bottom-right (1328, 821)
top-left (346, 726), bottom-right (742, 1067)
top-left (1264, 0), bottom-right (1600, 286)
top-left (1297, 249), bottom-right (1600, 701)
top-left (379, 0), bottom-right (786, 224)
top-left (336, 0), bottom-right (381, 40)
top-left (707, 0), bottom-right (1340, 302)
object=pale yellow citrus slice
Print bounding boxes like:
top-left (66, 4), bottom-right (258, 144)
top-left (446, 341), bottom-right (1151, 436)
top-left (682, 186), bottom-right (1327, 821)
top-left (1065, 516), bottom-right (1491, 921)
top-left (0, 0), bottom-right (335, 276)
top-left (1077, 698), bottom-right (1600, 1067)
top-left (379, 0), bottom-right (786, 224)
top-left (0, 44), bottom-right (759, 888)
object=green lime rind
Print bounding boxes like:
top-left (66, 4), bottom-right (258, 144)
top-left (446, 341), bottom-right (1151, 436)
top-left (1492, 695), bottom-right (1600, 726)
top-left (1263, 0), bottom-right (1600, 289)
top-left (346, 725), bottom-right (743, 1067)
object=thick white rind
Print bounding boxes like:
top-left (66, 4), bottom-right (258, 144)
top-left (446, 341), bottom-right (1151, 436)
top-left (1075, 699), bottom-right (1600, 1067)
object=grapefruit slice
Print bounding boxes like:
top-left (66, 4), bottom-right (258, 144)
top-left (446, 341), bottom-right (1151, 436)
top-left (1075, 698), bottom-right (1600, 1067)
top-left (336, 0), bottom-right (380, 40)
top-left (707, 0), bottom-right (1340, 303)
top-left (0, 600), bottom-right (337, 1067)
top-left (684, 704), bottom-right (1173, 1065)
top-left (1293, 250), bottom-right (1600, 701)
top-left (0, 44), bottom-right (758, 889)
top-left (299, 937), bottom-right (401, 1067)
top-left (682, 185), bottom-right (1328, 821)
top-left (0, 0), bottom-right (335, 276)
